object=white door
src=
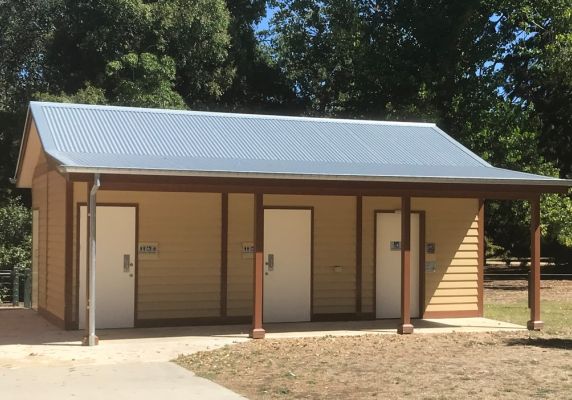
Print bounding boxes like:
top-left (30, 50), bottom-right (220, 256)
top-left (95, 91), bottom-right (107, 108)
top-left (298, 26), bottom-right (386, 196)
top-left (79, 206), bottom-right (136, 329)
top-left (376, 212), bottom-right (420, 319)
top-left (263, 209), bottom-right (312, 323)
top-left (31, 210), bottom-right (39, 310)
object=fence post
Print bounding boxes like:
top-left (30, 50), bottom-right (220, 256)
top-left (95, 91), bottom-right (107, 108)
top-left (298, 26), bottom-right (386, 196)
top-left (24, 271), bottom-right (32, 308)
top-left (527, 270), bottom-right (531, 309)
top-left (12, 269), bottom-right (19, 307)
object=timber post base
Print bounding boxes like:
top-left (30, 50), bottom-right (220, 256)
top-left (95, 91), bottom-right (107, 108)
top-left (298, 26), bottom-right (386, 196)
top-left (398, 323), bottom-right (414, 334)
top-left (250, 328), bottom-right (266, 339)
top-left (82, 335), bottom-right (99, 346)
top-left (527, 320), bottom-right (544, 331)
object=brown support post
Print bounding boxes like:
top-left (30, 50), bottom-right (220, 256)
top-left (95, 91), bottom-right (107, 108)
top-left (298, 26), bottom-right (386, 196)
top-left (398, 196), bottom-right (414, 334)
top-left (527, 196), bottom-right (544, 331)
top-left (251, 193), bottom-right (266, 339)
top-left (220, 193), bottom-right (228, 317)
top-left (477, 199), bottom-right (485, 316)
top-left (64, 179), bottom-right (74, 329)
top-left (356, 196), bottom-right (362, 315)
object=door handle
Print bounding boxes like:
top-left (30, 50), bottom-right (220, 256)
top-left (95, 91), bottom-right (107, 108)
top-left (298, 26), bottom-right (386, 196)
top-left (123, 254), bottom-right (131, 272)
top-left (265, 254), bottom-right (274, 272)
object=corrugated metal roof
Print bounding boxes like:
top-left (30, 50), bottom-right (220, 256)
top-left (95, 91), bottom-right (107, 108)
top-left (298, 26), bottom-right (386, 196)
top-left (25, 101), bottom-right (570, 186)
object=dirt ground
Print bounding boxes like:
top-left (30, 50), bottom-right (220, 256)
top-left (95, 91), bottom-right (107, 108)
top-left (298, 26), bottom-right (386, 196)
top-left (177, 280), bottom-right (572, 400)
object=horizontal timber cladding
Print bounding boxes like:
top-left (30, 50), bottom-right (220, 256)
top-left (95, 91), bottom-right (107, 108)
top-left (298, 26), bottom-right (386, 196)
top-left (32, 156), bottom-right (48, 311)
top-left (73, 186), bottom-right (222, 321)
top-left (45, 168), bottom-right (67, 320)
top-left (227, 194), bottom-right (254, 316)
top-left (419, 198), bottom-right (480, 314)
top-left (362, 197), bottom-right (480, 317)
top-left (32, 149), bottom-right (67, 322)
top-left (264, 195), bottom-right (357, 315)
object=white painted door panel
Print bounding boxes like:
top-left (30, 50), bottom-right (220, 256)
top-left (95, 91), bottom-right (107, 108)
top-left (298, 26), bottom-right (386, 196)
top-left (263, 209), bottom-right (311, 323)
top-left (376, 212), bottom-right (420, 319)
top-left (79, 206), bottom-right (136, 329)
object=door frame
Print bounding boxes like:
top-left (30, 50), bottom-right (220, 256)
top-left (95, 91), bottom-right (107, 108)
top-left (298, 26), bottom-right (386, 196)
top-left (75, 202), bottom-right (139, 329)
top-left (373, 209), bottom-right (426, 319)
top-left (263, 206), bottom-right (314, 320)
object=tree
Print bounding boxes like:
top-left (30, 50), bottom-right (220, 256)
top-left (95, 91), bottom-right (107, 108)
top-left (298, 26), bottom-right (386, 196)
top-left (0, 198), bottom-right (31, 276)
top-left (494, 0), bottom-right (572, 177)
top-left (44, 0), bottom-right (234, 106)
top-left (270, 0), bottom-right (572, 258)
top-left (106, 53), bottom-right (186, 109)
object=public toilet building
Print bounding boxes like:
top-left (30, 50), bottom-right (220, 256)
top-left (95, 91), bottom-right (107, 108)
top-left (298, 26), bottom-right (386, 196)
top-left (14, 102), bottom-right (570, 343)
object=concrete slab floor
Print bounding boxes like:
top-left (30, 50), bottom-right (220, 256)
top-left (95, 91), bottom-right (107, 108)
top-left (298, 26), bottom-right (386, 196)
top-left (0, 309), bottom-right (527, 399)
top-left (1, 309), bottom-right (525, 369)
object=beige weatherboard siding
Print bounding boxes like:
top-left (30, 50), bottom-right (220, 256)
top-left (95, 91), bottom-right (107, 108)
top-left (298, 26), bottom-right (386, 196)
top-left (361, 197), bottom-right (480, 315)
top-left (73, 186), bottom-right (222, 321)
top-left (32, 151), bottom-right (67, 321)
top-left (227, 193), bottom-right (254, 317)
top-left (31, 156), bottom-right (48, 311)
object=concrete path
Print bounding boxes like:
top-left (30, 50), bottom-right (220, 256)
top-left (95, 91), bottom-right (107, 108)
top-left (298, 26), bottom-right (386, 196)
top-left (0, 309), bottom-right (248, 399)
top-left (0, 362), bottom-right (244, 399)
top-left (1, 308), bottom-right (525, 399)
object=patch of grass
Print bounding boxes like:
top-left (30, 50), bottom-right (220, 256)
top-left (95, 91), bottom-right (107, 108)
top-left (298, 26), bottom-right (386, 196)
top-left (485, 300), bottom-right (572, 335)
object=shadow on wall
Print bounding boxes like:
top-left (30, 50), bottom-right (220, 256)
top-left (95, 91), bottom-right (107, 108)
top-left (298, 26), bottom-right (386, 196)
top-left (421, 198), bottom-right (479, 315)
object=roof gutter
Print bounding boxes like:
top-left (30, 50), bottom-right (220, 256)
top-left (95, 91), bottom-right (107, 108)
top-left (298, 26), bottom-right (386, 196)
top-left (59, 165), bottom-right (572, 188)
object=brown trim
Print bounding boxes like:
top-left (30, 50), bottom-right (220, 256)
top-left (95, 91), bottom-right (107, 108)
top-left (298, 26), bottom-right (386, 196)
top-left (373, 209), bottom-right (425, 320)
top-left (356, 196), bottom-right (363, 314)
top-left (134, 205), bottom-right (140, 324)
top-left (263, 206), bottom-right (315, 321)
top-left (251, 193), bottom-right (265, 339)
top-left (135, 316), bottom-right (251, 328)
top-left (74, 202), bottom-right (82, 329)
top-left (69, 174), bottom-right (567, 198)
top-left (64, 179), bottom-right (74, 329)
top-left (14, 113), bottom-right (32, 185)
top-left (477, 199), bottom-right (485, 317)
top-left (38, 306), bottom-right (66, 329)
top-left (418, 211), bottom-right (426, 318)
top-left (423, 309), bottom-right (481, 319)
top-left (75, 202), bottom-right (139, 328)
top-left (398, 196), bottom-right (414, 334)
top-left (44, 169), bottom-right (49, 309)
top-left (312, 312), bottom-right (376, 322)
top-left (31, 207), bottom-right (40, 311)
top-left (527, 196), bottom-right (544, 330)
top-left (263, 205), bottom-right (315, 210)
top-left (220, 193), bottom-right (228, 317)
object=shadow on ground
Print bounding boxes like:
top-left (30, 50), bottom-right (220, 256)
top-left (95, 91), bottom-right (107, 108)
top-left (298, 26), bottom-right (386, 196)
top-left (0, 308), bottom-right (525, 346)
top-left (505, 337), bottom-right (572, 350)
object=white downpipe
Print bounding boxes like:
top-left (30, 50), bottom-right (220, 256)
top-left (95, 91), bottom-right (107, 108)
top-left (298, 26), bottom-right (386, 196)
top-left (86, 174), bottom-right (100, 346)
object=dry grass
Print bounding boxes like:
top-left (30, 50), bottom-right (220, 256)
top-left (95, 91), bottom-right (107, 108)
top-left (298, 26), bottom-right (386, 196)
top-left (176, 280), bottom-right (572, 399)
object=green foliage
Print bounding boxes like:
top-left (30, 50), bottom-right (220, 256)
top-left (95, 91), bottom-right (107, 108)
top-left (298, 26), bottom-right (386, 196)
top-left (0, 198), bottom-right (31, 275)
top-left (44, 0), bottom-right (234, 105)
top-left (1, 0), bottom-right (572, 262)
top-left (106, 53), bottom-right (186, 109)
top-left (35, 83), bottom-right (108, 105)
top-left (495, 0), bottom-right (572, 177)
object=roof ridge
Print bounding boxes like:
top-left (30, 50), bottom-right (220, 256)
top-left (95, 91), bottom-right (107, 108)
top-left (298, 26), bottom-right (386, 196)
top-left (29, 101), bottom-right (438, 128)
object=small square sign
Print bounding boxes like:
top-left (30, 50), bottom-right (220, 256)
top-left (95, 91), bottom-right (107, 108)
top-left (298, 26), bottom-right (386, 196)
top-left (426, 243), bottom-right (435, 254)
top-left (390, 241), bottom-right (401, 251)
top-left (138, 242), bottom-right (159, 259)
